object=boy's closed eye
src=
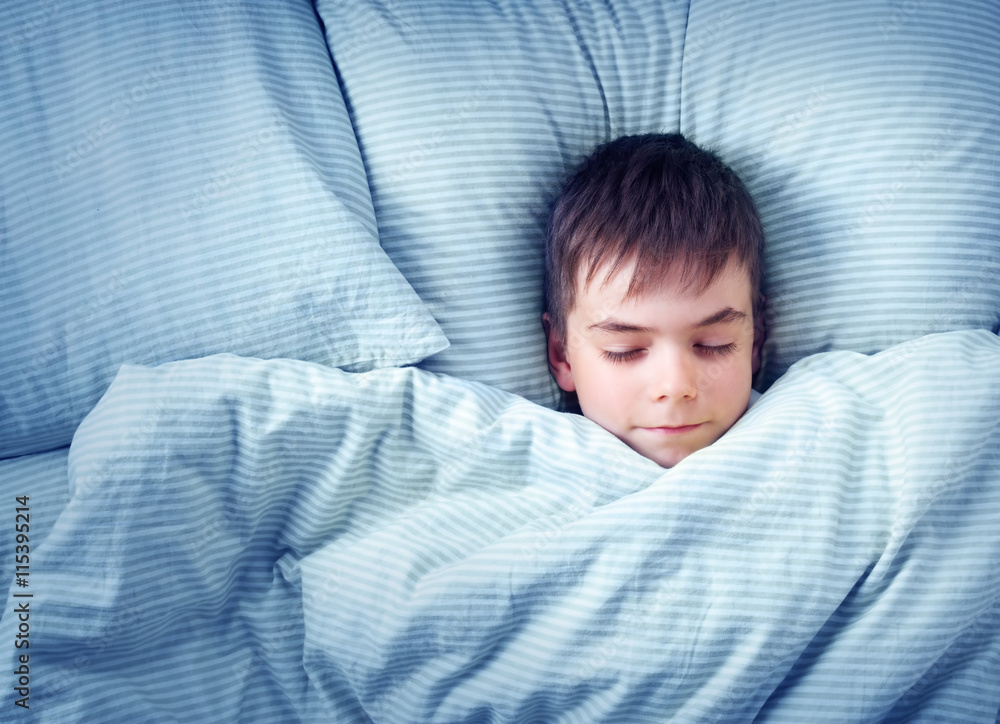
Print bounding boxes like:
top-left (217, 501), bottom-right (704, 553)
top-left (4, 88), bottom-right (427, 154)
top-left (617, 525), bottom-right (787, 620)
top-left (600, 341), bottom-right (739, 365)
top-left (601, 348), bottom-right (645, 364)
top-left (695, 341), bottom-right (738, 357)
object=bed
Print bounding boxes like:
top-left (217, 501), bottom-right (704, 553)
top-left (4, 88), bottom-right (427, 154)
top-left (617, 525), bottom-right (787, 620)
top-left (1, 1), bottom-right (998, 721)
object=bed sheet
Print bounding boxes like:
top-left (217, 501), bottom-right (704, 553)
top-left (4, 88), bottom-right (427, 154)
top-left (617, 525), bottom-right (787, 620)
top-left (0, 449), bottom-right (71, 589)
top-left (1, 330), bottom-right (998, 722)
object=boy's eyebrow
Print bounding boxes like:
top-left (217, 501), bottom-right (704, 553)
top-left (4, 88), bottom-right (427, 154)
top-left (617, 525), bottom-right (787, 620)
top-left (589, 307), bottom-right (747, 334)
top-left (588, 319), bottom-right (655, 334)
top-left (693, 307), bottom-right (747, 328)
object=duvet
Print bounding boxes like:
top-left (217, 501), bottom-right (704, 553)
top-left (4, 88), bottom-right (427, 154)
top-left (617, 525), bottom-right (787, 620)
top-left (2, 329), bottom-right (999, 722)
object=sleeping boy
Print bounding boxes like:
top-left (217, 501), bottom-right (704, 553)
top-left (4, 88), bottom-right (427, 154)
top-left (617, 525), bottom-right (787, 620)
top-left (542, 133), bottom-right (766, 468)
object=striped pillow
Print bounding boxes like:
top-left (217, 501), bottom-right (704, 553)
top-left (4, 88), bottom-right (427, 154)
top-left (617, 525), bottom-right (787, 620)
top-left (680, 0), bottom-right (1000, 387)
top-left (0, 1), bottom-right (447, 458)
top-left (320, 0), bottom-right (690, 408)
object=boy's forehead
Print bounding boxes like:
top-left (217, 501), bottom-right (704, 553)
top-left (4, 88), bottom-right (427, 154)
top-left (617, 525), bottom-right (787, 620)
top-left (576, 255), bottom-right (752, 305)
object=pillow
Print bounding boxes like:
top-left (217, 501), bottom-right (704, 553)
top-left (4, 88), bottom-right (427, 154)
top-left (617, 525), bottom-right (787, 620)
top-left (0, 1), bottom-right (448, 458)
top-left (679, 0), bottom-right (1000, 387)
top-left (318, 0), bottom-right (690, 408)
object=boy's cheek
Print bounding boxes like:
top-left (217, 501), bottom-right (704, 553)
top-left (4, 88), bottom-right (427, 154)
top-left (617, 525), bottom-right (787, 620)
top-left (695, 355), bottom-right (738, 392)
top-left (697, 341), bottom-right (755, 394)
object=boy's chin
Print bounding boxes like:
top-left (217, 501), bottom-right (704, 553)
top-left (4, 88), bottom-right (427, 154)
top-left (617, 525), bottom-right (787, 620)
top-left (646, 447), bottom-right (694, 469)
top-left (622, 427), bottom-right (722, 468)
top-left (626, 440), bottom-right (698, 469)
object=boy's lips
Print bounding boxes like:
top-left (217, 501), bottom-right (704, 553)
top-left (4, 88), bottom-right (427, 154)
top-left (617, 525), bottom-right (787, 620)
top-left (640, 423), bottom-right (704, 435)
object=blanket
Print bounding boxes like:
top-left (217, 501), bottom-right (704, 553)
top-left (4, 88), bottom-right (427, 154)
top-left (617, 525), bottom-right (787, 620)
top-left (3, 330), bottom-right (999, 722)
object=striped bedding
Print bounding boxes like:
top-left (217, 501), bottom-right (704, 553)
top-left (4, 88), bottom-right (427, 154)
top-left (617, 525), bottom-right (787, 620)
top-left (2, 0), bottom-right (999, 721)
top-left (2, 330), bottom-right (998, 721)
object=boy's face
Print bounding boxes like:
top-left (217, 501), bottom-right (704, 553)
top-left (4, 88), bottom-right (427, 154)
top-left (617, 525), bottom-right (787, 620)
top-left (546, 258), bottom-right (760, 468)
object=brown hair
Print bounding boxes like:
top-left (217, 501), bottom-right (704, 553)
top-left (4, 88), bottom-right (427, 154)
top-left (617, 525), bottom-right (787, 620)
top-left (544, 133), bottom-right (764, 339)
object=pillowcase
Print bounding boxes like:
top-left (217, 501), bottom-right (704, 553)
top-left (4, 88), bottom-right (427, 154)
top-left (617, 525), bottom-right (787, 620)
top-left (319, 0), bottom-right (690, 408)
top-left (679, 0), bottom-right (1000, 387)
top-left (0, 1), bottom-right (448, 458)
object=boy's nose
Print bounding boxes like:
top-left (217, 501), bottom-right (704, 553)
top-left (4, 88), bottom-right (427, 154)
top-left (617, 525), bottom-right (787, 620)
top-left (650, 350), bottom-right (698, 401)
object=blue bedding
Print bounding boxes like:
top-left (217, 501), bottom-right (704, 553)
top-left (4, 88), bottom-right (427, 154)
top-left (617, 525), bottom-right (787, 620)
top-left (2, 330), bottom-right (999, 722)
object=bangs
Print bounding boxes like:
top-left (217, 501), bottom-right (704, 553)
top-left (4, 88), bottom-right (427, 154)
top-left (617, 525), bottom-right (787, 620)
top-left (583, 239), bottom-right (736, 304)
top-left (578, 164), bottom-right (761, 302)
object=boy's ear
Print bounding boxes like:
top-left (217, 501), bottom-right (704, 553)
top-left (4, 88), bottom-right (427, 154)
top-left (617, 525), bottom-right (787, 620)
top-left (542, 313), bottom-right (576, 392)
top-left (751, 294), bottom-right (766, 375)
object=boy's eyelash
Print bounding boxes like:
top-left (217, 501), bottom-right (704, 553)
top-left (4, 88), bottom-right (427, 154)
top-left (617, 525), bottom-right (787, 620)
top-left (602, 343), bottom-right (737, 363)
top-left (602, 349), bottom-right (644, 364)
top-left (697, 342), bottom-right (738, 357)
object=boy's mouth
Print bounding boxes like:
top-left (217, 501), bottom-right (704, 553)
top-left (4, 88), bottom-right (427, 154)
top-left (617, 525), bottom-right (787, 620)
top-left (641, 423), bottom-right (703, 435)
